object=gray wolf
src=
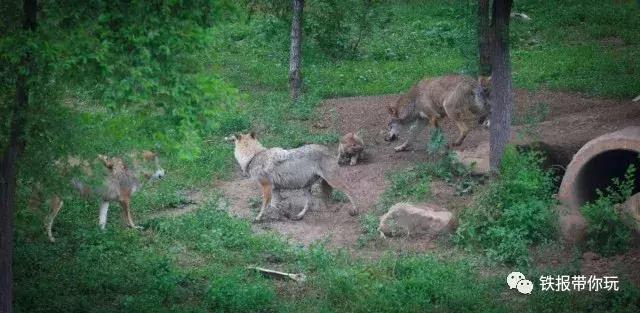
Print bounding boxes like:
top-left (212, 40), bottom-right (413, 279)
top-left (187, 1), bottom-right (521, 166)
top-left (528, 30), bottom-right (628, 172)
top-left (45, 151), bottom-right (165, 242)
top-left (227, 132), bottom-right (359, 221)
top-left (338, 132), bottom-right (364, 166)
top-left (385, 74), bottom-right (491, 151)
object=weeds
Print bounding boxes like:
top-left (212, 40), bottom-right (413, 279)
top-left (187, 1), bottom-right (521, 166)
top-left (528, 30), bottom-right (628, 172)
top-left (455, 146), bottom-right (558, 266)
top-left (581, 163), bottom-right (636, 256)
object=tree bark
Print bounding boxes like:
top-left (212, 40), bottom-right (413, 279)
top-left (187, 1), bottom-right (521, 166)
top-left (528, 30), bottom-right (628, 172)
top-left (1, 1), bottom-right (37, 312)
top-left (289, 0), bottom-right (304, 102)
top-left (477, 0), bottom-right (491, 76)
top-left (488, 0), bottom-right (513, 173)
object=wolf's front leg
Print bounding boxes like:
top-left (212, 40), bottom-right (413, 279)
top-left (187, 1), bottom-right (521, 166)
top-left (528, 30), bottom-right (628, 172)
top-left (255, 180), bottom-right (273, 222)
top-left (349, 154), bottom-right (359, 166)
top-left (394, 121), bottom-right (426, 152)
top-left (99, 201), bottom-right (110, 230)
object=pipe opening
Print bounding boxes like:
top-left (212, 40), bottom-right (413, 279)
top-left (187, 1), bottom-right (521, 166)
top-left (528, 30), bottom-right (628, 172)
top-left (574, 149), bottom-right (640, 207)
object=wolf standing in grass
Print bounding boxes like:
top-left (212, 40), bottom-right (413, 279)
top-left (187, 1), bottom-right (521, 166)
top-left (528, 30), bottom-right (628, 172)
top-left (385, 74), bottom-right (491, 151)
top-left (228, 132), bottom-right (359, 221)
top-left (45, 151), bottom-right (165, 242)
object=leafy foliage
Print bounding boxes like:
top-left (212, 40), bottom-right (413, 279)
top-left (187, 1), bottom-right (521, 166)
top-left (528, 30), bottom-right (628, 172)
top-left (305, 0), bottom-right (380, 59)
top-left (581, 163), bottom-right (636, 256)
top-left (455, 146), bottom-right (558, 266)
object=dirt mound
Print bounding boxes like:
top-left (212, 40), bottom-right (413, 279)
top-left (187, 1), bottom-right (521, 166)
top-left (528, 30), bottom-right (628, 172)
top-left (216, 89), bottom-right (640, 254)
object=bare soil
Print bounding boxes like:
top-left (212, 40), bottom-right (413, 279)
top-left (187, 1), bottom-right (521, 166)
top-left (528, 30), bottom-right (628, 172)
top-left (216, 89), bottom-right (640, 281)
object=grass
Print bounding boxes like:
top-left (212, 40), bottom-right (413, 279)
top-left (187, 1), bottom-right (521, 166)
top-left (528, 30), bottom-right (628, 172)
top-left (13, 0), bottom-right (640, 312)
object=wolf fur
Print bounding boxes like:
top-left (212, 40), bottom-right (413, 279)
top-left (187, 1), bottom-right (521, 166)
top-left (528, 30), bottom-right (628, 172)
top-left (228, 132), bottom-right (359, 221)
top-left (385, 74), bottom-right (491, 151)
top-left (46, 151), bottom-right (165, 242)
top-left (338, 132), bottom-right (364, 166)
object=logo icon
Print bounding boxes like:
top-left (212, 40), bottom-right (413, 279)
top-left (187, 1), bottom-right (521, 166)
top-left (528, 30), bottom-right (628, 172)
top-left (507, 272), bottom-right (532, 294)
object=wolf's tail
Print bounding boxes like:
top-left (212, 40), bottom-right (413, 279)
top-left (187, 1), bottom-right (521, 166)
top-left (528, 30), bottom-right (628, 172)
top-left (46, 196), bottom-right (63, 242)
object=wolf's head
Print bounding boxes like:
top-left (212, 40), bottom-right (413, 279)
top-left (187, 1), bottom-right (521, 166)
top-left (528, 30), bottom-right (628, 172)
top-left (100, 151), bottom-right (166, 182)
top-left (385, 95), bottom-right (412, 142)
top-left (340, 132), bottom-right (364, 155)
top-left (226, 132), bottom-right (266, 172)
top-left (138, 151), bottom-right (166, 181)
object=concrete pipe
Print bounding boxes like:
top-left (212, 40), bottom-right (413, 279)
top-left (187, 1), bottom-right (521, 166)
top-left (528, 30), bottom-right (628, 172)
top-left (559, 126), bottom-right (640, 211)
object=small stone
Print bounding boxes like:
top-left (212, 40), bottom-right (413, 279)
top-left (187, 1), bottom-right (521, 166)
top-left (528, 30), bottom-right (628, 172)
top-left (454, 142), bottom-right (490, 175)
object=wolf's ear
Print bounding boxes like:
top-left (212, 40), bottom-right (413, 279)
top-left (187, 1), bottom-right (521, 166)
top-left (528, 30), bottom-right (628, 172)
top-left (479, 75), bottom-right (492, 87)
top-left (98, 154), bottom-right (114, 169)
top-left (249, 131), bottom-right (256, 139)
top-left (142, 150), bottom-right (156, 161)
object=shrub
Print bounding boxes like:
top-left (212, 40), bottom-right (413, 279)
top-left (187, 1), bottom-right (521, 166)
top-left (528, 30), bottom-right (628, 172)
top-left (455, 146), bottom-right (558, 266)
top-left (581, 163), bottom-right (636, 256)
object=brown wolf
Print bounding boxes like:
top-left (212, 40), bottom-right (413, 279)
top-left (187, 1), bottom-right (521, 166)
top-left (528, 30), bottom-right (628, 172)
top-left (227, 132), bottom-right (359, 221)
top-left (385, 74), bottom-right (491, 151)
top-left (46, 151), bottom-right (165, 242)
top-left (338, 132), bottom-right (364, 166)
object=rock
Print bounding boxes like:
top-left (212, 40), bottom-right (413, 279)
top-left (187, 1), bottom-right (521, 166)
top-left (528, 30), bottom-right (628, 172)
top-left (454, 142), bottom-right (490, 175)
top-left (583, 251), bottom-right (600, 261)
top-left (378, 203), bottom-right (454, 238)
top-left (559, 211), bottom-right (588, 247)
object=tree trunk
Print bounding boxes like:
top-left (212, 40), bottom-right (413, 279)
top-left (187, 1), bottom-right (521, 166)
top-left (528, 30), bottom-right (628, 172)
top-left (289, 0), bottom-right (304, 101)
top-left (488, 0), bottom-right (513, 173)
top-left (1, 1), bottom-right (37, 312)
top-left (477, 0), bottom-right (491, 76)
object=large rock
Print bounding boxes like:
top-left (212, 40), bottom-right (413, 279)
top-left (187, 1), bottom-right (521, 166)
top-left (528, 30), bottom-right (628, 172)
top-left (559, 211), bottom-right (588, 247)
top-left (378, 203), bottom-right (454, 238)
top-left (454, 142), bottom-right (490, 175)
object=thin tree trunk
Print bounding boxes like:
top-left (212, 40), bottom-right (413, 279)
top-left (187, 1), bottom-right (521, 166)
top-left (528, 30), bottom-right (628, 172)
top-left (1, 1), bottom-right (37, 312)
top-left (289, 0), bottom-right (304, 101)
top-left (488, 0), bottom-right (513, 173)
top-left (477, 0), bottom-right (491, 76)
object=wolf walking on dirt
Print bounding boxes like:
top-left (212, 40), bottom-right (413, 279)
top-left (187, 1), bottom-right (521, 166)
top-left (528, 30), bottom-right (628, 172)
top-left (227, 132), bottom-right (359, 222)
top-left (385, 74), bottom-right (491, 151)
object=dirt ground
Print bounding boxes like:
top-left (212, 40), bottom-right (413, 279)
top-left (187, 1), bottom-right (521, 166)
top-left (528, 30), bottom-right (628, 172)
top-left (215, 89), bottom-right (640, 280)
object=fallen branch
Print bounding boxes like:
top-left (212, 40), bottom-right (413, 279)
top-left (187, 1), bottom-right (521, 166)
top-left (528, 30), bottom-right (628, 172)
top-left (247, 266), bottom-right (306, 282)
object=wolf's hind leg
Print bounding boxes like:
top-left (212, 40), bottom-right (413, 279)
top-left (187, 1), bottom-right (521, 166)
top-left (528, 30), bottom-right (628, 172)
top-left (395, 120), bottom-right (426, 152)
top-left (293, 187), bottom-right (313, 220)
top-left (321, 176), bottom-right (359, 216)
top-left (46, 196), bottom-right (64, 242)
top-left (452, 120), bottom-right (470, 147)
top-left (121, 197), bottom-right (140, 229)
top-left (99, 201), bottom-right (110, 230)
top-left (255, 180), bottom-right (272, 222)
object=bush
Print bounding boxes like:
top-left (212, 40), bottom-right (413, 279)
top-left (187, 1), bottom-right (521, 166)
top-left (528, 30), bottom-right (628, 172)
top-left (455, 146), bottom-right (558, 266)
top-left (581, 163), bottom-right (636, 256)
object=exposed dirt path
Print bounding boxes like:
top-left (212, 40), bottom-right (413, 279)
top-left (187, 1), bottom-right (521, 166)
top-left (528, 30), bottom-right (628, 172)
top-left (216, 89), bottom-right (640, 266)
top-left (145, 190), bottom-right (205, 220)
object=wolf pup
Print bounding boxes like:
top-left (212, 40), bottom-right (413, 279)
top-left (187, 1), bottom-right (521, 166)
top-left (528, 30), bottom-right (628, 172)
top-left (227, 132), bottom-right (359, 221)
top-left (385, 75), bottom-right (491, 151)
top-left (46, 151), bottom-right (165, 242)
top-left (338, 132), bottom-right (364, 166)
